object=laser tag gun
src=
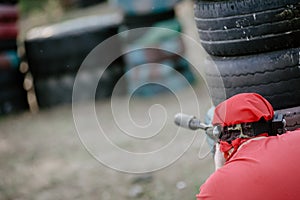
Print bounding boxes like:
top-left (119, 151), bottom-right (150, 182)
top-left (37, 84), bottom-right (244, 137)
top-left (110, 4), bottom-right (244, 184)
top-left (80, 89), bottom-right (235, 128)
top-left (174, 106), bottom-right (300, 143)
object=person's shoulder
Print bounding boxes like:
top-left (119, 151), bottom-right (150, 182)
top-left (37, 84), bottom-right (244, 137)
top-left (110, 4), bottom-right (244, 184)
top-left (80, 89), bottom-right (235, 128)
top-left (198, 166), bottom-right (241, 199)
top-left (201, 164), bottom-right (238, 190)
top-left (276, 129), bottom-right (300, 141)
top-left (287, 129), bottom-right (300, 135)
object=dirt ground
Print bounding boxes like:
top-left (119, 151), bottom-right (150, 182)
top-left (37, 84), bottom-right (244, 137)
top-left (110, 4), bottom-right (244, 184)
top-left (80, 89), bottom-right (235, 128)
top-left (0, 1), bottom-right (215, 200)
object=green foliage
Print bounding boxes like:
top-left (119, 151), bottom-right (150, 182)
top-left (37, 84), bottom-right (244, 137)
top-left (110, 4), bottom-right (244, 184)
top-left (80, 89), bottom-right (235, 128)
top-left (19, 0), bottom-right (48, 14)
top-left (19, 0), bottom-right (50, 15)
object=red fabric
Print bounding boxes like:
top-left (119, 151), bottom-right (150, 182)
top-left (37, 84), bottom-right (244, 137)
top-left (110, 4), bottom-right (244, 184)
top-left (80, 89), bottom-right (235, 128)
top-left (0, 24), bottom-right (18, 39)
top-left (220, 133), bottom-right (268, 160)
top-left (197, 130), bottom-right (300, 200)
top-left (212, 93), bottom-right (274, 127)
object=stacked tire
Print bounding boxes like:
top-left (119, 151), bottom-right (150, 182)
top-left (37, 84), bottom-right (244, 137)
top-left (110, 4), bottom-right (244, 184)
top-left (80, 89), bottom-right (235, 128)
top-left (24, 14), bottom-right (124, 108)
top-left (76, 0), bottom-right (106, 8)
top-left (113, 0), bottom-right (195, 96)
top-left (194, 0), bottom-right (300, 110)
top-left (61, 0), bottom-right (107, 9)
top-left (0, 0), bottom-right (28, 115)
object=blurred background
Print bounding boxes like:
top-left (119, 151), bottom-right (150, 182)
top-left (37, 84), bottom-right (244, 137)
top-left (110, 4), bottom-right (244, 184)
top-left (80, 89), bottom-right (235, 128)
top-left (0, 0), bottom-right (214, 199)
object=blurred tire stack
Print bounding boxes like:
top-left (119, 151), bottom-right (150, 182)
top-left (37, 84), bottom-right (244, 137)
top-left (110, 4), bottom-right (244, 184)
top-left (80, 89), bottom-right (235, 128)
top-left (76, 0), bottom-right (106, 8)
top-left (24, 13), bottom-right (124, 108)
top-left (112, 0), bottom-right (195, 96)
top-left (194, 0), bottom-right (300, 110)
top-left (61, 0), bottom-right (107, 9)
top-left (0, 0), bottom-right (28, 115)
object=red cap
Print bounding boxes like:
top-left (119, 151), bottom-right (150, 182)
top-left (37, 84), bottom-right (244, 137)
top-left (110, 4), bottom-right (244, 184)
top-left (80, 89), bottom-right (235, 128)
top-left (212, 93), bottom-right (274, 127)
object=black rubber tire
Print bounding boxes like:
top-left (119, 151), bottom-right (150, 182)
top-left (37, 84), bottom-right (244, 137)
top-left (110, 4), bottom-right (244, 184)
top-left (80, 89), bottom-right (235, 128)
top-left (204, 47), bottom-right (300, 110)
top-left (124, 9), bottom-right (175, 29)
top-left (34, 62), bottom-right (124, 108)
top-left (194, 0), bottom-right (300, 56)
top-left (0, 87), bottom-right (28, 115)
top-left (25, 14), bottom-right (123, 78)
top-left (0, 69), bottom-right (24, 89)
top-left (0, 0), bottom-right (19, 5)
top-left (0, 50), bottom-right (22, 88)
top-left (77, 0), bottom-right (106, 8)
top-left (0, 39), bottom-right (17, 51)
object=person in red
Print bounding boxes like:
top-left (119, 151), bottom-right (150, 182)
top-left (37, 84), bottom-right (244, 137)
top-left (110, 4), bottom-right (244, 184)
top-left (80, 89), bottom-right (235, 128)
top-left (196, 93), bottom-right (300, 200)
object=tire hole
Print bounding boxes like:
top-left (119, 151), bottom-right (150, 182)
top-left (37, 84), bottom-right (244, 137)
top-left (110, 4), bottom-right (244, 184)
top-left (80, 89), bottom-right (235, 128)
top-left (231, 5), bottom-right (234, 10)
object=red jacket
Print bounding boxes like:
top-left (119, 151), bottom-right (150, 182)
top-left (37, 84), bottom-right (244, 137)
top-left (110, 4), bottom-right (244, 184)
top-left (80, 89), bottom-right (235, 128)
top-left (197, 129), bottom-right (300, 200)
